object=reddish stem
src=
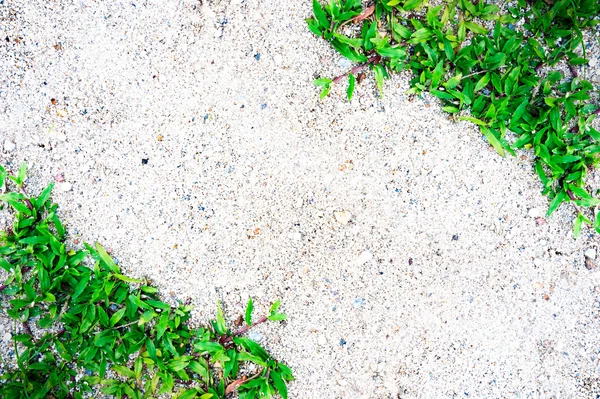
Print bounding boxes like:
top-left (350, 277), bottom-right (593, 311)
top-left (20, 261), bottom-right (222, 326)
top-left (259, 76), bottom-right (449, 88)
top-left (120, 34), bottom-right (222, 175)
top-left (333, 55), bottom-right (382, 83)
top-left (232, 315), bottom-right (268, 337)
top-left (19, 186), bottom-right (33, 210)
top-left (567, 189), bottom-right (582, 215)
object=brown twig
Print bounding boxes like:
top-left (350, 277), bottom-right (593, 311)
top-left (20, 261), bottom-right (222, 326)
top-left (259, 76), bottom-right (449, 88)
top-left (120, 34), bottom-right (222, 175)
top-left (332, 55), bottom-right (382, 84)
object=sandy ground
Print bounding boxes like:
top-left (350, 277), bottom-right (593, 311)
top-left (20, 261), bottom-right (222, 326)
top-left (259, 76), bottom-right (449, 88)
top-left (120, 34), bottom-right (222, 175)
top-left (2, 1), bottom-right (600, 398)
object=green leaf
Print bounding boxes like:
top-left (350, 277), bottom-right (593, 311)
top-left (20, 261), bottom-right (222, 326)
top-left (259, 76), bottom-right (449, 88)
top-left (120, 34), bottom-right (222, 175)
top-left (373, 64), bottom-right (385, 96)
top-left (112, 365), bottom-right (136, 379)
top-left (547, 190), bottom-right (566, 217)
top-left (194, 341), bottom-right (225, 354)
top-left (109, 307), bottom-right (126, 327)
top-left (459, 116), bottom-right (487, 126)
top-left (480, 126), bottom-right (505, 157)
top-left (17, 162), bottom-right (27, 186)
top-left (314, 78), bottom-right (332, 87)
top-left (402, 0), bottom-right (424, 11)
top-left (320, 85), bottom-right (331, 99)
top-left (464, 21), bottom-right (488, 34)
top-left (178, 388), bottom-right (199, 399)
top-left (113, 273), bottom-right (143, 283)
top-left (347, 74), bottom-right (356, 101)
top-left (138, 310), bottom-right (156, 326)
top-left (510, 100), bottom-right (528, 125)
top-left (214, 301), bottom-right (227, 335)
top-left (35, 183), bottom-right (54, 210)
top-left (245, 298), bottom-right (254, 326)
top-left (313, 0), bottom-right (330, 29)
top-left (268, 313), bottom-right (287, 321)
top-left (474, 73), bottom-right (490, 92)
top-left (95, 242), bottom-right (120, 273)
top-left (574, 213), bottom-right (584, 238)
top-left (271, 371), bottom-right (288, 399)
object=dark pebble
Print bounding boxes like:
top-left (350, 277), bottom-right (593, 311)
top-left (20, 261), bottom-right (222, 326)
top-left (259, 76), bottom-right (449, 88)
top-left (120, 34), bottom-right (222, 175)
top-left (254, 53), bottom-right (260, 61)
top-left (340, 339), bottom-right (347, 346)
top-left (452, 234), bottom-right (459, 241)
top-left (261, 103), bottom-right (267, 110)
top-left (142, 158), bottom-right (149, 165)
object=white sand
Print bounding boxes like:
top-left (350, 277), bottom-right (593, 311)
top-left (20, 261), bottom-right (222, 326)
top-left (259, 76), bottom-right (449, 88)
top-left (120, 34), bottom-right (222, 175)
top-left (1, 1), bottom-right (600, 397)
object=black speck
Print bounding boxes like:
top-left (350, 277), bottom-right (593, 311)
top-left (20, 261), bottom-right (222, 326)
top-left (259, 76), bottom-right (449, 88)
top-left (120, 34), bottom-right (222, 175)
top-left (142, 158), bottom-right (149, 165)
top-left (254, 53), bottom-right (260, 61)
top-left (408, 258), bottom-right (413, 265)
top-left (379, 271), bottom-right (383, 275)
top-left (339, 339), bottom-right (346, 346)
top-left (452, 234), bottom-right (459, 241)
top-left (5, 36), bottom-right (9, 42)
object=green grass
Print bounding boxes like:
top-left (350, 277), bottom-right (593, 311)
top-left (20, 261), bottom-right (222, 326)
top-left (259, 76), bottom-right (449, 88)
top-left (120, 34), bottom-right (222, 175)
top-left (308, 0), bottom-right (600, 237)
top-left (0, 163), bottom-right (293, 399)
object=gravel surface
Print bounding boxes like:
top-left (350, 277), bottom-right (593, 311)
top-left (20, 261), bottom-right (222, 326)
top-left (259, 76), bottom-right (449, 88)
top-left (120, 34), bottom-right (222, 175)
top-left (2, 1), bottom-right (600, 398)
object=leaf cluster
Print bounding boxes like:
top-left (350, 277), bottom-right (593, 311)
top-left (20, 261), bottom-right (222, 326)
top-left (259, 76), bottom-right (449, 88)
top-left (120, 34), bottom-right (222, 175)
top-left (307, 0), bottom-right (600, 236)
top-left (0, 163), bottom-right (293, 399)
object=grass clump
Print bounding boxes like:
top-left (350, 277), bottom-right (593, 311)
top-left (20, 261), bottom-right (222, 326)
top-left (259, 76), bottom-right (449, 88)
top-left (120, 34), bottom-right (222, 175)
top-left (308, 0), bottom-right (600, 237)
top-left (0, 163), bottom-right (293, 399)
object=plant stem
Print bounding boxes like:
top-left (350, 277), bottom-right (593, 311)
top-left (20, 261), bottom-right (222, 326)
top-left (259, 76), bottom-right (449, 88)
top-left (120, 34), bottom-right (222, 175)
top-left (567, 189), bottom-right (583, 215)
top-left (333, 55), bottom-right (382, 84)
top-left (19, 185), bottom-right (34, 210)
top-left (462, 69), bottom-right (488, 80)
top-left (233, 315), bottom-right (268, 337)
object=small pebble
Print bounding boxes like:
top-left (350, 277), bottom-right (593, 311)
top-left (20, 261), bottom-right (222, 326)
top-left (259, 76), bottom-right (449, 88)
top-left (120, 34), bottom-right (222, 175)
top-left (452, 234), bottom-right (459, 241)
top-left (142, 158), bottom-right (149, 165)
top-left (254, 53), bottom-right (260, 61)
top-left (58, 182), bottom-right (72, 192)
top-left (584, 248), bottom-right (596, 260)
top-left (53, 132), bottom-right (67, 142)
top-left (334, 210), bottom-right (352, 225)
top-left (353, 298), bottom-right (365, 308)
top-left (318, 335), bottom-right (327, 346)
top-left (338, 57), bottom-right (352, 69)
top-left (528, 208), bottom-right (542, 218)
top-left (339, 338), bottom-right (346, 346)
top-left (248, 331), bottom-right (263, 343)
top-left (4, 140), bottom-right (15, 151)
top-left (357, 250), bottom-right (373, 265)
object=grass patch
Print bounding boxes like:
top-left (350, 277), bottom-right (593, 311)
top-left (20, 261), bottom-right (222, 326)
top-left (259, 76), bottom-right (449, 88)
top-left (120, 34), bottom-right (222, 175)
top-left (0, 163), bottom-right (293, 399)
top-left (308, 0), bottom-right (600, 237)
